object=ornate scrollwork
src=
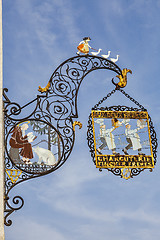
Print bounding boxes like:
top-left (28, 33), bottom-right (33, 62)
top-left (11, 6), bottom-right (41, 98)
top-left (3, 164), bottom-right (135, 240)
top-left (3, 55), bottom-right (123, 225)
top-left (4, 195), bottom-right (24, 226)
top-left (4, 54), bottom-right (155, 223)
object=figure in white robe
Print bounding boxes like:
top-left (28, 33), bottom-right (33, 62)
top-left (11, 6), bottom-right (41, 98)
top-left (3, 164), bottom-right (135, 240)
top-left (123, 123), bottom-right (144, 155)
top-left (95, 119), bottom-right (120, 155)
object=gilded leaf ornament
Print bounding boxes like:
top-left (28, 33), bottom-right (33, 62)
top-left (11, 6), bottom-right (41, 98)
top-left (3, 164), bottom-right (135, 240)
top-left (112, 68), bottom-right (132, 88)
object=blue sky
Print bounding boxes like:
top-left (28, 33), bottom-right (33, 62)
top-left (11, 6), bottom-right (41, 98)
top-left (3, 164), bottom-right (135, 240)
top-left (3, 0), bottom-right (160, 239)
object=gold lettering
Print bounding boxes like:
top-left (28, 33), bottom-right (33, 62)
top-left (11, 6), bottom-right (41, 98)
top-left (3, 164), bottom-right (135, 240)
top-left (96, 153), bottom-right (153, 169)
top-left (97, 156), bottom-right (103, 161)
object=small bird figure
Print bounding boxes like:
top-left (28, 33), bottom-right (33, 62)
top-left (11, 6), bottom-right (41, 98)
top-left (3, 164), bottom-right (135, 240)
top-left (91, 48), bottom-right (102, 56)
top-left (110, 55), bottom-right (119, 63)
top-left (101, 51), bottom-right (111, 59)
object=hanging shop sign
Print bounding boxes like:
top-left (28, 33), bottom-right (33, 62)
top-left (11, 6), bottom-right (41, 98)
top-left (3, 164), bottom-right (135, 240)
top-left (87, 88), bottom-right (158, 179)
top-left (92, 110), bottom-right (154, 169)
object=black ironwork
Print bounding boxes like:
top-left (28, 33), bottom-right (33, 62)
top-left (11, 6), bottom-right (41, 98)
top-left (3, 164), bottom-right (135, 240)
top-left (4, 195), bottom-right (24, 226)
top-left (87, 88), bottom-right (158, 178)
top-left (3, 55), bottom-right (122, 225)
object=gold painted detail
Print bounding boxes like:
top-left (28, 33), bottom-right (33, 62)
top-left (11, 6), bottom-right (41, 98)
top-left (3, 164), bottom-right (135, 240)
top-left (92, 110), bottom-right (148, 119)
top-left (38, 81), bottom-right (51, 93)
top-left (96, 155), bottom-right (154, 169)
top-left (121, 168), bottom-right (131, 180)
top-left (73, 121), bottom-right (82, 131)
top-left (17, 121), bottom-right (30, 126)
top-left (112, 68), bottom-right (132, 88)
top-left (6, 169), bottom-right (22, 184)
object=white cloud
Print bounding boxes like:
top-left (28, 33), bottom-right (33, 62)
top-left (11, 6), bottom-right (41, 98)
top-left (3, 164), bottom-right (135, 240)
top-left (15, 0), bottom-right (80, 54)
top-left (6, 198), bottom-right (160, 240)
top-left (6, 217), bottom-right (67, 240)
top-left (4, 0), bottom-right (84, 102)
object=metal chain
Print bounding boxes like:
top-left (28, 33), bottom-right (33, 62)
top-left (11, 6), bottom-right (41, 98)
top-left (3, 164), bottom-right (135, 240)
top-left (92, 87), bottom-right (147, 111)
top-left (118, 89), bottom-right (147, 111)
top-left (93, 89), bottom-right (116, 109)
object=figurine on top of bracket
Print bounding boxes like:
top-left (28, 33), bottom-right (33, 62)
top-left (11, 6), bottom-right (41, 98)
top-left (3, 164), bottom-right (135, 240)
top-left (77, 37), bottom-right (101, 55)
top-left (76, 37), bottom-right (120, 64)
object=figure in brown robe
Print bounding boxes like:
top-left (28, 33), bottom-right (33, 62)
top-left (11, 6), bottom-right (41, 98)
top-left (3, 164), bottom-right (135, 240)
top-left (9, 125), bottom-right (33, 163)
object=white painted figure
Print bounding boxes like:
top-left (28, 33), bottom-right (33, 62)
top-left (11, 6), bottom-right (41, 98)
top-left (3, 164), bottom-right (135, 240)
top-left (101, 50), bottom-right (111, 59)
top-left (91, 48), bottom-right (102, 56)
top-left (33, 146), bottom-right (57, 165)
top-left (95, 119), bottom-right (119, 155)
top-left (110, 54), bottom-right (119, 63)
top-left (122, 123), bottom-right (145, 155)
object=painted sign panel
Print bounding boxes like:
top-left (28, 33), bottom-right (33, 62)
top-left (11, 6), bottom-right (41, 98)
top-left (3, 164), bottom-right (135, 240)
top-left (7, 120), bottom-right (62, 174)
top-left (91, 110), bottom-right (154, 169)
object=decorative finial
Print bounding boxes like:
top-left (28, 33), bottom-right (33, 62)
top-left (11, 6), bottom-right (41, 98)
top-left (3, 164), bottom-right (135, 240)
top-left (73, 121), bottom-right (82, 131)
top-left (112, 68), bottom-right (132, 89)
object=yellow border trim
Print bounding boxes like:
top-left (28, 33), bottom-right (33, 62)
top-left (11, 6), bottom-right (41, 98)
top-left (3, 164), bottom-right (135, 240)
top-left (92, 110), bottom-right (155, 169)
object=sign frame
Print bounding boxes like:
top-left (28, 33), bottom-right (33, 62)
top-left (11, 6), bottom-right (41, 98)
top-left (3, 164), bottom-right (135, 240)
top-left (87, 104), bottom-right (158, 179)
top-left (92, 110), bottom-right (154, 169)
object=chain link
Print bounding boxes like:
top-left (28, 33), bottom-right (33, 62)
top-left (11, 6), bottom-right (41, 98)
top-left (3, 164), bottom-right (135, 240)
top-left (93, 89), bottom-right (116, 109)
top-left (118, 89), bottom-right (147, 111)
top-left (93, 87), bottom-right (147, 111)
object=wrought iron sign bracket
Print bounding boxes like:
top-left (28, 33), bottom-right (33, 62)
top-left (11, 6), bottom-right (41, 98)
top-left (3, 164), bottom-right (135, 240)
top-left (3, 54), bottom-right (158, 225)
